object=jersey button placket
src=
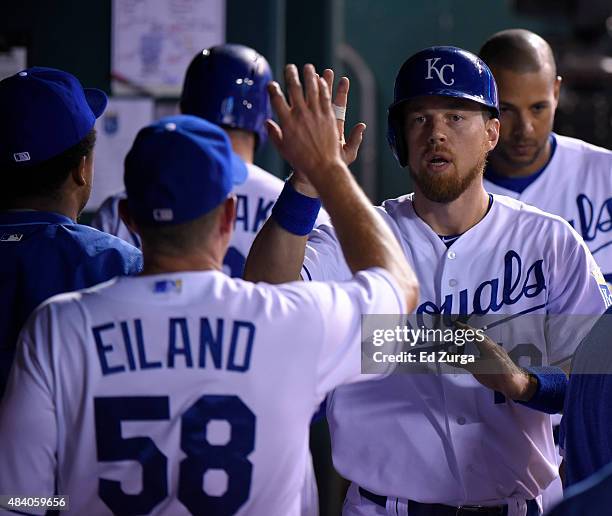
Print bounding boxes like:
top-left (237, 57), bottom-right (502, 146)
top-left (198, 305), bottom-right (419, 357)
top-left (439, 249), bottom-right (460, 379)
top-left (439, 248), bottom-right (460, 310)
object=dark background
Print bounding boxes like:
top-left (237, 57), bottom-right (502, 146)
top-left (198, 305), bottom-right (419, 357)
top-left (2, 0), bottom-right (611, 205)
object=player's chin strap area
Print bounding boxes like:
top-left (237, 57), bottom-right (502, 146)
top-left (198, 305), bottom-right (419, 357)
top-left (358, 486), bottom-right (542, 516)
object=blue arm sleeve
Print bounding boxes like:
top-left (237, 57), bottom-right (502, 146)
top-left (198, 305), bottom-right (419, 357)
top-left (517, 365), bottom-right (567, 414)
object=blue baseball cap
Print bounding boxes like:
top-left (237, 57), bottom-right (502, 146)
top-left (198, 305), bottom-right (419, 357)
top-left (0, 67), bottom-right (108, 167)
top-left (124, 115), bottom-right (248, 225)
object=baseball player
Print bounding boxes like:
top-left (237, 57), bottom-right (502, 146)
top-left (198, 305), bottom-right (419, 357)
top-left (0, 66), bottom-right (418, 515)
top-left (478, 32), bottom-right (612, 500)
top-left (479, 29), bottom-right (612, 284)
top-left (0, 67), bottom-right (142, 398)
top-left (92, 43), bottom-right (328, 277)
top-left (245, 47), bottom-right (610, 516)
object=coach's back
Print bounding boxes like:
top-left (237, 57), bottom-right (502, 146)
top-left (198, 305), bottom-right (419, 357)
top-left (0, 263), bottom-right (400, 515)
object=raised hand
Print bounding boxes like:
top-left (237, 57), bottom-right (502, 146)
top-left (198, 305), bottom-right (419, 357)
top-left (266, 64), bottom-right (343, 182)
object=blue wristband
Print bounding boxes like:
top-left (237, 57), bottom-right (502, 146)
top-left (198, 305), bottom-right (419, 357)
top-left (271, 180), bottom-right (321, 236)
top-left (517, 366), bottom-right (567, 414)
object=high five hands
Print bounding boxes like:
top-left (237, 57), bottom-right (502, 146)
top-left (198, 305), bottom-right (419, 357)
top-left (266, 64), bottom-right (366, 193)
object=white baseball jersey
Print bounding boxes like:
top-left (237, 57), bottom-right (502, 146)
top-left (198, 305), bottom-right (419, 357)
top-left (301, 194), bottom-right (609, 511)
top-left (0, 268), bottom-right (404, 516)
top-left (484, 134), bottom-right (612, 282)
top-left (91, 163), bottom-right (329, 278)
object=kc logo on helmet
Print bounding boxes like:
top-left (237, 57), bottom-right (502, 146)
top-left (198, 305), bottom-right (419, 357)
top-left (425, 58), bottom-right (455, 86)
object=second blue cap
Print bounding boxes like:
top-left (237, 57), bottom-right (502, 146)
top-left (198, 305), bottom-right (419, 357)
top-left (125, 115), bottom-right (248, 226)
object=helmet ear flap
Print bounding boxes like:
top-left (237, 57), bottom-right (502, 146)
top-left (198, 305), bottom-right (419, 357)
top-left (387, 105), bottom-right (409, 168)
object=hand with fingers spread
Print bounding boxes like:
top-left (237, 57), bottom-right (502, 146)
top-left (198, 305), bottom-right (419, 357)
top-left (454, 321), bottom-right (538, 402)
top-left (266, 64), bottom-right (344, 185)
top-left (267, 65), bottom-right (366, 196)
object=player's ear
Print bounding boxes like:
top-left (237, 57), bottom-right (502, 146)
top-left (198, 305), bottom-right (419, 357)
top-left (118, 198), bottom-right (139, 235)
top-left (484, 116), bottom-right (500, 152)
top-left (553, 75), bottom-right (562, 107)
top-left (71, 155), bottom-right (88, 186)
top-left (219, 195), bottom-right (236, 235)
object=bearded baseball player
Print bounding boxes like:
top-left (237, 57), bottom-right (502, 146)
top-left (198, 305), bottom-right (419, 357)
top-left (479, 29), bottom-right (612, 284)
top-left (245, 47), bottom-right (610, 516)
top-left (92, 43), bottom-right (328, 277)
top-left (0, 67), bottom-right (418, 515)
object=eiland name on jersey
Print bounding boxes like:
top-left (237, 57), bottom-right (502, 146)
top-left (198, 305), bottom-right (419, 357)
top-left (92, 317), bottom-right (255, 375)
top-left (417, 249), bottom-right (546, 321)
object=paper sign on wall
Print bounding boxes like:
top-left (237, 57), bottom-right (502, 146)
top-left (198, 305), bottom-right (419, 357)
top-left (111, 0), bottom-right (225, 96)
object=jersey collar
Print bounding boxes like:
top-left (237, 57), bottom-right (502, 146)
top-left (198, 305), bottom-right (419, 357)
top-left (0, 210), bottom-right (75, 226)
top-left (403, 193), bottom-right (498, 252)
top-left (437, 194), bottom-right (494, 248)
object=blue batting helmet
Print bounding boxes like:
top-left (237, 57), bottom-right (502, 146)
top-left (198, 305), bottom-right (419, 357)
top-left (180, 44), bottom-right (273, 150)
top-left (387, 46), bottom-right (499, 167)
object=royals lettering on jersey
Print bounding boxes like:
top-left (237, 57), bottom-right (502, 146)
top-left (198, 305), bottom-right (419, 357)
top-left (301, 193), bottom-right (607, 506)
top-left (417, 250), bottom-right (545, 320)
top-left (571, 194), bottom-right (612, 251)
top-left (485, 134), bottom-right (612, 282)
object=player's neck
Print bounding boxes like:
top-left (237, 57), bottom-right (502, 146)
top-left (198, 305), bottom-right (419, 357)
top-left (227, 130), bottom-right (255, 164)
top-left (488, 139), bottom-right (552, 178)
top-left (412, 183), bottom-right (490, 236)
top-left (140, 250), bottom-right (223, 275)
top-left (6, 196), bottom-right (79, 222)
